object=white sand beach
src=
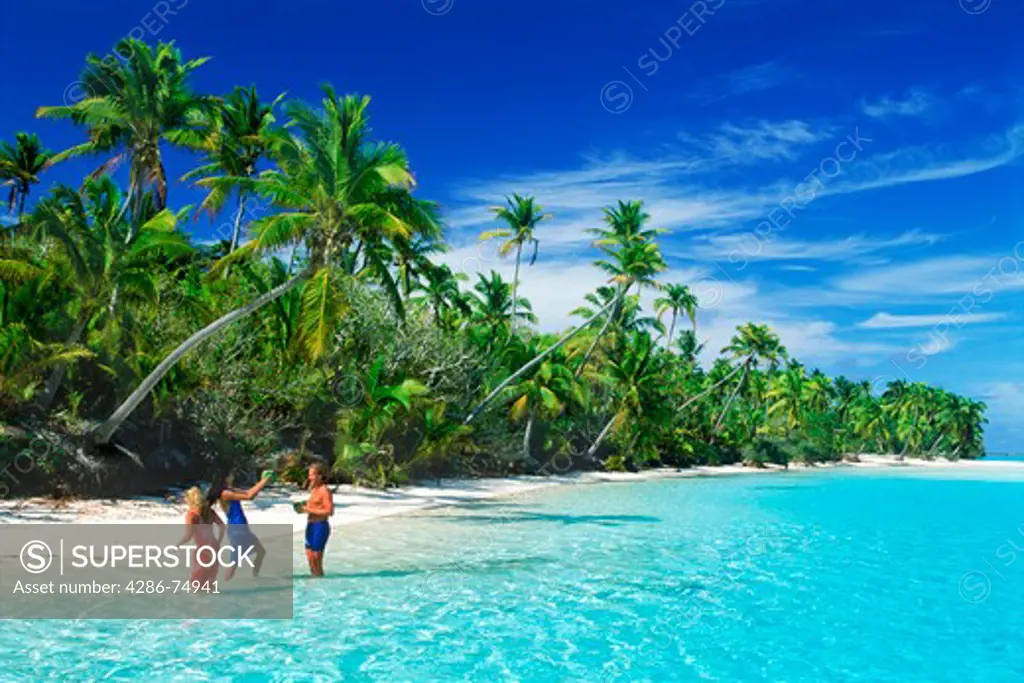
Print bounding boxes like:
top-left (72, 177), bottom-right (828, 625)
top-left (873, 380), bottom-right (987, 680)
top-left (1, 455), bottom-right (1021, 529)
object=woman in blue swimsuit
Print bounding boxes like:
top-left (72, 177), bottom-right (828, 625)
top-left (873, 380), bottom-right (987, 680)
top-left (208, 472), bottom-right (272, 581)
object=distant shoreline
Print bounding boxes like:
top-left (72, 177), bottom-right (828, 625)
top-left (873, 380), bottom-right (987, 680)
top-left (1, 454), bottom-right (1020, 530)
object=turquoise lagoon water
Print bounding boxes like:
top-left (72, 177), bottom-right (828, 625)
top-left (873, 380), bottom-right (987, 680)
top-left (4, 469), bottom-right (1024, 681)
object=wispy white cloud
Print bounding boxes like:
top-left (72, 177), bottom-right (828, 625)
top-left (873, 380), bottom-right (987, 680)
top-left (860, 88), bottom-right (936, 119)
top-left (679, 119), bottom-right (833, 164)
top-left (833, 254), bottom-right (1024, 298)
top-left (694, 61), bottom-right (796, 102)
top-left (687, 229), bottom-right (943, 264)
top-left (858, 311), bottom-right (1007, 329)
top-left (822, 124), bottom-right (1024, 198)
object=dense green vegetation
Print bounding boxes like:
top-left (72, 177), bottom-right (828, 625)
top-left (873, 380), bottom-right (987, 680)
top-left (0, 39), bottom-right (987, 491)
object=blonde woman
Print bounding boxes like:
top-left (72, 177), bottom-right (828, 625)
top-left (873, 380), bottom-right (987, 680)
top-left (178, 486), bottom-right (225, 584)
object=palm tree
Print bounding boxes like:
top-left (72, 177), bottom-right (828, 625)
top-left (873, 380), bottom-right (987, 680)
top-left (94, 86), bottom-right (437, 443)
top-left (412, 263), bottom-right (470, 330)
top-left (480, 194), bottom-right (548, 332)
top-left (235, 257), bottom-right (302, 355)
top-left (470, 270), bottom-right (537, 332)
top-left (571, 285), bottom-right (660, 336)
top-left (334, 355), bottom-right (429, 486)
top-left (501, 337), bottom-right (579, 462)
top-left (654, 283), bottom-right (698, 345)
top-left (408, 401), bottom-right (476, 477)
top-left (804, 369), bottom-right (833, 414)
top-left (896, 401), bottom-right (926, 458)
top-left (0, 133), bottom-right (55, 218)
top-left (946, 396), bottom-right (987, 457)
top-left (881, 380), bottom-right (917, 459)
top-left (0, 323), bottom-right (93, 404)
top-left (23, 177), bottom-right (192, 410)
top-left (394, 235), bottom-right (446, 301)
top-left (464, 226), bottom-right (667, 424)
top-left (588, 200), bottom-right (662, 246)
top-left (675, 325), bottom-right (779, 418)
top-left (674, 329), bottom-right (705, 366)
top-left (37, 39), bottom-right (214, 218)
top-left (766, 364), bottom-right (807, 431)
top-left (585, 330), bottom-right (663, 460)
top-left (850, 393), bottom-right (890, 453)
top-left (574, 201), bottom-right (666, 376)
top-left (832, 375), bottom-right (860, 423)
top-left (712, 323), bottom-right (787, 437)
top-left (0, 240), bottom-right (66, 362)
top-left (570, 285), bottom-right (619, 320)
top-left (184, 86), bottom-right (284, 253)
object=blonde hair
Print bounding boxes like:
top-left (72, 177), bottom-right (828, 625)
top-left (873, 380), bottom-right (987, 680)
top-left (184, 486), bottom-right (211, 520)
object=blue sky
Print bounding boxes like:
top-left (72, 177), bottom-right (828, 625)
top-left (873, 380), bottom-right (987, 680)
top-left (2, 0), bottom-right (1023, 448)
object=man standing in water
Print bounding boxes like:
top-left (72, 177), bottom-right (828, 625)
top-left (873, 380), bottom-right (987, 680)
top-left (298, 463), bottom-right (334, 577)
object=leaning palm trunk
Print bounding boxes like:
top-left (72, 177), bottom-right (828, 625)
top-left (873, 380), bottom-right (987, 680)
top-left (108, 286), bottom-right (120, 317)
top-left (677, 361), bottom-right (747, 414)
top-left (574, 305), bottom-right (616, 378)
top-left (113, 177), bottom-right (138, 231)
top-left (226, 194), bottom-right (243, 253)
top-left (711, 362), bottom-right (750, 440)
top-left (585, 411), bottom-right (620, 459)
top-left (95, 269), bottom-right (310, 443)
top-left (464, 294), bottom-right (621, 425)
top-left (106, 178), bottom-right (143, 318)
top-left (523, 409), bottom-right (535, 462)
top-left (221, 194), bottom-right (248, 280)
top-left (37, 313), bottom-right (90, 411)
top-left (666, 314), bottom-right (677, 347)
top-left (510, 242), bottom-right (522, 333)
top-left (574, 286), bottom-right (625, 379)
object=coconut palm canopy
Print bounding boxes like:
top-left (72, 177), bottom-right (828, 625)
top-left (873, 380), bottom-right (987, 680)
top-left (37, 39), bottom-right (216, 214)
top-left (0, 37), bottom-right (988, 487)
top-left (0, 133), bottom-right (56, 218)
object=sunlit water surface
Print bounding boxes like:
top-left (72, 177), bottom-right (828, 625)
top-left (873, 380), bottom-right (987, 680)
top-left (4, 468), bottom-right (1024, 681)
